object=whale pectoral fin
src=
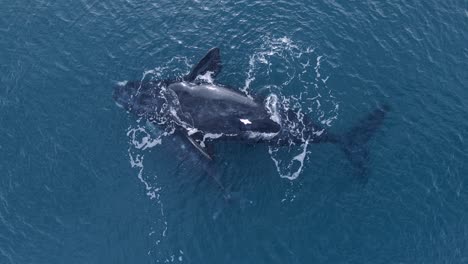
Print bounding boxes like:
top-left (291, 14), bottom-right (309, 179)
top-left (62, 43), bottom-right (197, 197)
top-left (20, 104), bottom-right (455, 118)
top-left (185, 135), bottom-right (214, 161)
top-left (184, 48), bottom-right (222, 82)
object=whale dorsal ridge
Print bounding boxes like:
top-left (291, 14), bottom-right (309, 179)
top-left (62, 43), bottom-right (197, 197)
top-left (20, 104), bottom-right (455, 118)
top-left (184, 48), bottom-right (222, 82)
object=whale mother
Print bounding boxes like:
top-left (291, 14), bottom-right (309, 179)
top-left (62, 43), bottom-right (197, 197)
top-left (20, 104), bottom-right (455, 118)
top-left (114, 48), bottom-right (389, 173)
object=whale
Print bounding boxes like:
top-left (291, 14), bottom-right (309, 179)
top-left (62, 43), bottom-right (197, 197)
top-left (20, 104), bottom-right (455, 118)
top-left (114, 48), bottom-right (390, 187)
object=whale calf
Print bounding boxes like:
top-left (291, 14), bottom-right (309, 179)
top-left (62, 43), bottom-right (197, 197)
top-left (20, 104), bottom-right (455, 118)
top-left (114, 48), bottom-right (389, 186)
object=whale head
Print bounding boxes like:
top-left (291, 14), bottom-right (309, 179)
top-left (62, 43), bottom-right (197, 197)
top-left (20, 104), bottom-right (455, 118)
top-left (113, 80), bottom-right (170, 118)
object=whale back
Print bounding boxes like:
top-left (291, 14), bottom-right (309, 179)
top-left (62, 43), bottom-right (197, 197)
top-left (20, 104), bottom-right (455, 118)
top-left (168, 82), bottom-right (280, 134)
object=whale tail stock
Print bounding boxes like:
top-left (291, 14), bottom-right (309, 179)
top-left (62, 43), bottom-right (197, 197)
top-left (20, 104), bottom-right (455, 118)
top-left (337, 104), bottom-right (390, 181)
top-left (299, 104), bottom-right (390, 180)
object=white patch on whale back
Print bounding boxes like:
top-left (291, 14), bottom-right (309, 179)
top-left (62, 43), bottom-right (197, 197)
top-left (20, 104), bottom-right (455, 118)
top-left (239, 119), bottom-right (252, 125)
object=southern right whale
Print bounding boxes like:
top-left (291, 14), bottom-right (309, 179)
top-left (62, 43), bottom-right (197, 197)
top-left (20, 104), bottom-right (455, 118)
top-left (114, 48), bottom-right (390, 189)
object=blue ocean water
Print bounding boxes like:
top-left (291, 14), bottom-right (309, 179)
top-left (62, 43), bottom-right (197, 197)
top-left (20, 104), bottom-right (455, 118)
top-left (1, 0), bottom-right (467, 263)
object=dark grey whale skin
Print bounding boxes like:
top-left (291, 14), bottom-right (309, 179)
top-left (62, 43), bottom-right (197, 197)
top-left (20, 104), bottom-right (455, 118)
top-left (113, 47), bottom-right (390, 178)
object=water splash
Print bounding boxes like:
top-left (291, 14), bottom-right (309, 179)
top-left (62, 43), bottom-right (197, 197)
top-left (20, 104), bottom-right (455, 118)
top-left (242, 36), bottom-right (339, 180)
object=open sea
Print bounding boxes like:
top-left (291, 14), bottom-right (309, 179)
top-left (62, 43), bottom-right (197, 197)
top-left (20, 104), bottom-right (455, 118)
top-left (1, 0), bottom-right (467, 263)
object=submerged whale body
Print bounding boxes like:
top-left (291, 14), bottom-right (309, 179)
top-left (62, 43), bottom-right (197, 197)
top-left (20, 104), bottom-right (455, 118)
top-left (114, 48), bottom-right (389, 184)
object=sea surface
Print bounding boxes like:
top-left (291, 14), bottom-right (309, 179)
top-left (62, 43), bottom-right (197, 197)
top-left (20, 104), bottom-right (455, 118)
top-left (1, 0), bottom-right (467, 263)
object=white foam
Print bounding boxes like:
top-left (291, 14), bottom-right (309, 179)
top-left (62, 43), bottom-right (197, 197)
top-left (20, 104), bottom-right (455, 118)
top-left (127, 127), bottom-right (162, 150)
top-left (116, 80), bottom-right (128, 86)
top-left (246, 131), bottom-right (279, 140)
top-left (268, 139), bottom-right (309, 180)
top-left (200, 133), bottom-right (224, 147)
top-left (242, 54), bottom-right (256, 98)
top-left (265, 94), bottom-right (281, 124)
top-left (315, 56), bottom-right (322, 78)
top-left (115, 102), bottom-right (124, 109)
top-left (187, 127), bottom-right (199, 136)
top-left (195, 71), bottom-right (215, 83)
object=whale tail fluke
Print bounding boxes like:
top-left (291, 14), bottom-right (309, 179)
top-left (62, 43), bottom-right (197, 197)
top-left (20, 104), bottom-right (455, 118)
top-left (339, 104), bottom-right (390, 181)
